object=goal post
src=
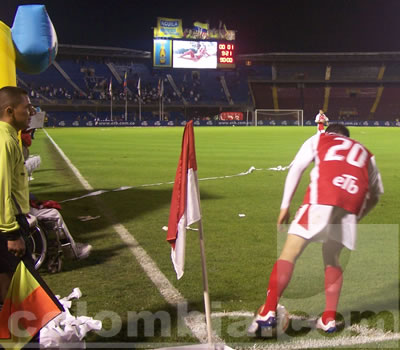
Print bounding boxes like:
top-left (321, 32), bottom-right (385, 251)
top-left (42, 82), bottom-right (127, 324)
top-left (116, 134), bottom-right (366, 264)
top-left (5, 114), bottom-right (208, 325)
top-left (254, 109), bottom-right (304, 126)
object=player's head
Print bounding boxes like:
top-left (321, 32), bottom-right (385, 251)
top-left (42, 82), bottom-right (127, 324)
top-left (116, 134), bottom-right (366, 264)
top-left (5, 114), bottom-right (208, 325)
top-left (326, 124), bottom-right (350, 137)
top-left (319, 109), bottom-right (324, 114)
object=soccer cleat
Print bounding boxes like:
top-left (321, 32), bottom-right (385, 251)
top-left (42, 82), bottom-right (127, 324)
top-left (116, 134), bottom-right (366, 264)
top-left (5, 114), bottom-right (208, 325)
top-left (248, 310), bottom-right (276, 335)
top-left (316, 317), bottom-right (336, 333)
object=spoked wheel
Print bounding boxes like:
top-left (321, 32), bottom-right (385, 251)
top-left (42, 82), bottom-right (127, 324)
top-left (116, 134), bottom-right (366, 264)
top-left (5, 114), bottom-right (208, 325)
top-left (28, 225), bottom-right (47, 270)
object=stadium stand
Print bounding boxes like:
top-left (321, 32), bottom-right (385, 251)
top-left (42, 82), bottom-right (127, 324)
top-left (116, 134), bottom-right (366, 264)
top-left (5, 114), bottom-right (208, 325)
top-left (15, 45), bottom-right (400, 125)
top-left (303, 87), bottom-right (324, 120)
top-left (374, 86), bottom-right (400, 121)
top-left (326, 86), bottom-right (378, 121)
top-left (330, 64), bottom-right (381, 81)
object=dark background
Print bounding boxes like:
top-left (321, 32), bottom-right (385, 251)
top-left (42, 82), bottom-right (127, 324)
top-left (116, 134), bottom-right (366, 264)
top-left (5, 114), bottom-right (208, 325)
top-left (2, 0), bottom-right (400, 54)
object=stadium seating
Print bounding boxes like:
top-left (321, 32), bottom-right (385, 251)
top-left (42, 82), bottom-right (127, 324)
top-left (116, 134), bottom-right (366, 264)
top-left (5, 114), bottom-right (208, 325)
top-left (303, 87), bottom-right (324, 120)
top-left (374, 86), bottom-right (400, 121)
top-left (327, 86), bottom-right (377, 121)
top-left (330, 64), bottom-right (381, 81)
top-left (14, 48), bottom-right (400, 124)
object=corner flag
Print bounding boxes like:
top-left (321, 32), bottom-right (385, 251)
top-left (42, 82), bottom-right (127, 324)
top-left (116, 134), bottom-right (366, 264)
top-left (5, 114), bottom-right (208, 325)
top-left (167, 121), bottom-right (201, 279)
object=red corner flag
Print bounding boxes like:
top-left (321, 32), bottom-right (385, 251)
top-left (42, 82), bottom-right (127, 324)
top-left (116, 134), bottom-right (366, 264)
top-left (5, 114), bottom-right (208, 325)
top-left (167, 120), bottom-right (201, 279)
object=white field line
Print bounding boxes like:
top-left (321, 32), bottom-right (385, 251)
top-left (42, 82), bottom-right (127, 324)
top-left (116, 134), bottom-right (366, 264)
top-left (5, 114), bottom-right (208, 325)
top-left (213, 311), bottom-right (400, 349)
top-left (44, 130), bottom-right (222, 344)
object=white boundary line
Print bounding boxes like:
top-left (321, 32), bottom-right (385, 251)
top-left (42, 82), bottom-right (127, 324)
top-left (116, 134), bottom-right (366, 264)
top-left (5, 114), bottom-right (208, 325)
top-left (43, 130), bottom-right (222, 344)
top-left (213, 311), bottom-right (400, 349)
top-left (43, 130), bottom-right (399, 349)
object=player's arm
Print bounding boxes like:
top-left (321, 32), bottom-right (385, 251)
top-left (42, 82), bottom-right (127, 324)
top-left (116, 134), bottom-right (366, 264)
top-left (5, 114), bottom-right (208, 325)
top-left (278, 136), bottom-right (316, 230)
top-left (358, 156), bottom-right (384, 220)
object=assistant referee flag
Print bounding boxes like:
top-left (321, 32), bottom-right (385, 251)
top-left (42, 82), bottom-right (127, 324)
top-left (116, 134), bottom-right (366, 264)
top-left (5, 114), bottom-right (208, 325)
top-left (167, 121), bottom-right (201, 279)
top-left (0, 258), bottom-right (63, 349)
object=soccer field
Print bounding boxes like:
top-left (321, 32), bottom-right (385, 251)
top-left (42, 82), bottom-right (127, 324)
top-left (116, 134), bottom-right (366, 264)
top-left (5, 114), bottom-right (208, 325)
top-left (29, 126), bottom-right (400, 349)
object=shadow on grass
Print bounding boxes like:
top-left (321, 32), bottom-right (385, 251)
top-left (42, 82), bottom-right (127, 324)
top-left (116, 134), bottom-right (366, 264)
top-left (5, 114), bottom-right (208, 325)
top-left (29, 182), bottom-right (70, 190)
top-left (83, 301), bottom-right (205, 348)
top-left (32, 168), bottom-right (68, 173)
top-left (56, 243), bottom-right (129, 273)
top-left (31, 186), bottom-right (222, 235)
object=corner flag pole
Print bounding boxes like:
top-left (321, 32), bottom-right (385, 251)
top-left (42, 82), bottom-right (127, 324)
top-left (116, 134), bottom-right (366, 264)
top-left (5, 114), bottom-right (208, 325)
top-left (124, 72), bottom-right (128, 121)
top-left (198, 219), bottom-right (213, 344)
top-left (137, 78), bottom-right (142, 121)
top-left (110, 95), bottom-right (113, 121)
top-left (125, 95), bottom-right (128, 121)
top-left (109, 78), bottom-right (113, 121)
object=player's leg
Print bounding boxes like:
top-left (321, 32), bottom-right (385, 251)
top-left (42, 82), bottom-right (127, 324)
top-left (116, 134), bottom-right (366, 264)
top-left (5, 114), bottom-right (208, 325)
top-left (317, 239), bottom-right (344, 332)
top-left (259, 234), bottom-right (309, 315)
top-left (248, 234), bottom-right (309, 334)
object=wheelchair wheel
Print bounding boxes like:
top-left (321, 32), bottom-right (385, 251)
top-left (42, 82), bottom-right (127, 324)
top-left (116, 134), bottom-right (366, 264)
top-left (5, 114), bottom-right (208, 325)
top-left (28, 225), bottom-right (47, 270)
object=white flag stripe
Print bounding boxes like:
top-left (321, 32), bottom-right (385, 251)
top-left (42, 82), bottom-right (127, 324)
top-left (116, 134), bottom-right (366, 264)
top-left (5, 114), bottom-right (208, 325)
top-left (171, 216), bottom-right (186, 279)
top-left (186, 169), bottom-right (201, 225)
top-left (171, 168), bottom-right (201, 279)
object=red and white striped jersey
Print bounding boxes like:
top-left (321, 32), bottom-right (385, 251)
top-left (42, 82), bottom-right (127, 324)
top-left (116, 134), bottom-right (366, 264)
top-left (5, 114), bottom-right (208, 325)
top-left (281, 133), bottom-right (384, 215)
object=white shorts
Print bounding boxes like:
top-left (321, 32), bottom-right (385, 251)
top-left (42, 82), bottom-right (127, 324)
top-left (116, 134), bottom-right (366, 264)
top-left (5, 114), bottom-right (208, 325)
top-left (288, 204), bottom-right (357, 250)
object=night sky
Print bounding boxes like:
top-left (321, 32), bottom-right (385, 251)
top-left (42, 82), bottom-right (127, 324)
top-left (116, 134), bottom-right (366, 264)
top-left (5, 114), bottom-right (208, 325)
top-left (3, 0), bottom-right (400, 54)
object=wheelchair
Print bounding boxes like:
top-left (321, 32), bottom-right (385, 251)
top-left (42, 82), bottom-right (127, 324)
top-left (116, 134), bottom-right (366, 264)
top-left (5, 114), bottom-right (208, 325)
top-left (27, 214), bottom-right (76, 273)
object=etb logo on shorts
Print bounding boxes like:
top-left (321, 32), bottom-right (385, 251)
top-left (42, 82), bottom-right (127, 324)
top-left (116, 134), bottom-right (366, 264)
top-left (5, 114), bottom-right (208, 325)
top-left (332, 174), bottom-right (359, 194)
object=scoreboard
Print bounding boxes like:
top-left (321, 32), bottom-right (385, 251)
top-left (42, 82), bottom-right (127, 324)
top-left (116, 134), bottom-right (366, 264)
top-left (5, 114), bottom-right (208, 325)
top-left (217, 43), bottom-right (235, 68)
top-left (154, 39), bottom-right (236, 69)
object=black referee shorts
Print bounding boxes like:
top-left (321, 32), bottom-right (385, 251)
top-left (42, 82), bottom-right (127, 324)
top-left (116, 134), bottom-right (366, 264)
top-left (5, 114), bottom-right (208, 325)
top-left (0, 236), bottom-right (20, 274)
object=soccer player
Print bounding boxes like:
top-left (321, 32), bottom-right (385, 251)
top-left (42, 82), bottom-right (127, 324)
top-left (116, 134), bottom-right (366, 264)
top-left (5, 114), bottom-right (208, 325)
top-left (315, 109), bottom-right (329, 133)
top-left (248, 124), bottom-right (383, 335)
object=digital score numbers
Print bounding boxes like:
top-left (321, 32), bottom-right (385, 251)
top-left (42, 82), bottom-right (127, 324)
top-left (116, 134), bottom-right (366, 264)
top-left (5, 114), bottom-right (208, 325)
top-left (217, 43), bottom-right (235, 69)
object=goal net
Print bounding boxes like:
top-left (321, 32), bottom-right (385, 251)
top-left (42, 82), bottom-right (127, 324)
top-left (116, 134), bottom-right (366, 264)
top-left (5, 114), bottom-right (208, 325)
top-left (254, 109), bottom-right (303, 126)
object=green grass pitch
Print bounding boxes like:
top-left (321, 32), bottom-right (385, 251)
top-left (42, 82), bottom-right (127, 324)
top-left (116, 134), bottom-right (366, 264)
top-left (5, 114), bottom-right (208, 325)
top-left (29, 126), bottom-right (399, 348)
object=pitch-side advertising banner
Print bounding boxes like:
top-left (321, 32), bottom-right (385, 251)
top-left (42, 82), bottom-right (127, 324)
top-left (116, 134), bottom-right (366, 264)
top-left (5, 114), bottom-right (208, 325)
top-left (220, 112), bottom-right (243, 121)
top-left (53, 119), bottom-right (400, 128)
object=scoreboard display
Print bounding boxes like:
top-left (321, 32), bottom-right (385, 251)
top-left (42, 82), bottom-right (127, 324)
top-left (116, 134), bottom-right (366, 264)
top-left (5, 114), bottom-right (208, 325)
top-left (154, 39), bottom-right (236, 70)
top-left (217, 42), bottom-right (235, 69)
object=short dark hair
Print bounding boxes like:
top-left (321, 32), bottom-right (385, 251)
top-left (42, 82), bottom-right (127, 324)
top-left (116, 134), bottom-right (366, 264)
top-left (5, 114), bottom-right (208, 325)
top-left (325, 124), bottom-right (350, 137)
top-left (0, 86), bottom-right (28, 115)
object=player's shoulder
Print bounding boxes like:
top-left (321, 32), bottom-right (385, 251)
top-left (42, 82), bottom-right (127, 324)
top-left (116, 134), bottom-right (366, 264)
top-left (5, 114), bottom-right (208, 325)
top-left (302, 133), bottom-right (321, 150)
top-left (323, 132), bottom-right (373, 154)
